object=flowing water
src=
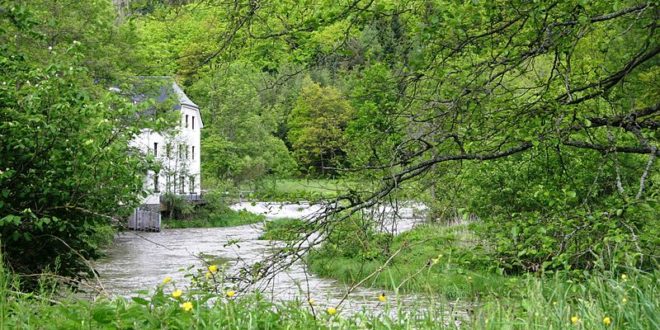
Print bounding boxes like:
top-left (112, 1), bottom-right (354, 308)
top-left (94, 202), bottom-right (465, 317)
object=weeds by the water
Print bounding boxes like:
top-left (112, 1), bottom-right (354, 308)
top-left (253, 178), bottom-right (363, 201)
top-left (1, 255), bottom-right (657, 329)
top-left (308, 223), bottom-right (508, 299)
top-left (162, 209), bottom-right (265, 229)
top-left (475, 270), bottom-right (659, 329)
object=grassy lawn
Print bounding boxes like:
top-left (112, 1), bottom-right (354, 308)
top-left (252, 178), bottom-right (365, 201)
top-left (307, 223), bottom-right (509, 299)
top-left (162, 209), bottom-right (265, 229)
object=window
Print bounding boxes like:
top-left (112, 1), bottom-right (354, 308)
top-left (180, 179), bottom-right (185, 193)
top-left (154, 172), bottom-right (160, 192)
top-left (178, 144), bottom-right (183, 159)
top-left (166, 144), bottom-right (171, 158)
top-left (153, 142), bottom-right (158, 157)
top-left (192, 116), bottom-right (195, 130)
top-left (185, 114), bottom-right (189, 128)
top-left (190, 176), bottom-right (195, 193)
top-left (185, 146), bottom-right (189, 160)
top-left (192, 146), bottom-right (195, 160)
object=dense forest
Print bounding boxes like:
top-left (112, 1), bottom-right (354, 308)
top-left (0, 0), bottom-right (658, 328)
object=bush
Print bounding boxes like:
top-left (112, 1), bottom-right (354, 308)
top-left (313, 215), bottom-right (392, 261)
top-left (461, 147), bottom-right (658, 273)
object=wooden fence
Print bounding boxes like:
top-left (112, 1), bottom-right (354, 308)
top-left (128, 207), bottom-right (161, 232)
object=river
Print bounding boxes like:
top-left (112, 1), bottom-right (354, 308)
top-left (94, 202), bottom-right (464, 317)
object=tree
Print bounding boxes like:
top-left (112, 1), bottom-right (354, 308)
top-left (127, 0), bottom-right (658, 272)
top-left (0, 1), bottom-right (153, 289)
top-left (191, 63), bottom-right (297, 186)
top-left (289, 78), bottom-right (354, 176)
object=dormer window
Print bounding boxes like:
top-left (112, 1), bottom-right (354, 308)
top-left (153, 142), bottom-right (158, 157)
top-left (192, 146), bottom-right (195, 160)
top-left (185, 114), bottom-right (189, 128)
top-left (192, 116), bottom-right (195, 130)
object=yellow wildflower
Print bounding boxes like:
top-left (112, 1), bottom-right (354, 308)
top-left (181, 301), bottom-right (193, 312)
top-left (326, 307), bottom-right (337, 315)
top-left (378, 293), bottom-right (386, 302)
top-left (571, 315), bottom-right (580, 324)
top-left (162, 276), bottom-right (172, 284)
top-left (603, 316), bottom-right (612, 326)
top-left (308, 298), bottom-right (316, 305)
top-left (226, 290), bottom-right (236, 298)
top-left (172, 289), bottom-right (183, 299)
top-left (208, 264), bottom-right (218, 274)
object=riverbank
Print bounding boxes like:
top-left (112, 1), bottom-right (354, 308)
top-left (300, 219), bottom-right (659, 329)
top-left (305, 221), bottom-right (659, 329)
top-left (0, 263), bottom-right (437, 329)
top-left (162, 209), bottom-right (265, 229)
top-left (307, 223), bottom-right (508, 299)
top-left (92, 202), bottom-right (657, 329)
top-left (2, 259), bottom-right (656, 329)
top-left (247, 178), bottom-right (365, 201)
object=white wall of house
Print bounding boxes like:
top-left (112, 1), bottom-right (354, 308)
top-left (130, 82), bottom-right (203, 205)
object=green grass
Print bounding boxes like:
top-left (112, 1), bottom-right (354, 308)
top-left (258, 218), bottom-right (307, 241)
top-left (474, 270), bottom-right (659, 329)
top-left (162, 209), bottom-right (265, 229)
top-left (308, 223), bottom-right (511, 299)
top-left (252, 178), bottom-right (364, 201)
top-left (1, 254), bottom-right (657, 329)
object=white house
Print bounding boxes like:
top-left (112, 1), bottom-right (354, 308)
top-left (129, 79), bottom-right (203, 213)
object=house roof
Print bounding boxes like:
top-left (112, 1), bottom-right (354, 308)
top-left (171, 82), bottom-right (198, 108)
top-left (112, 77), bottom-right (202, 125)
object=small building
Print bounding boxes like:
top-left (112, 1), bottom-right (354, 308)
top-left (126, 78), bottom-right (203, 230)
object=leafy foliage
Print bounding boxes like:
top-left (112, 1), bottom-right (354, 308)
top-left (0, 1), bottom-right (154, 289)
top-left (289, 78), bottom-right (354, 176)
top-left (191, 63), bottom-right (297, 186)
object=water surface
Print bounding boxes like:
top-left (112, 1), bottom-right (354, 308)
top-left (95, 202), bottom-right (463, 317)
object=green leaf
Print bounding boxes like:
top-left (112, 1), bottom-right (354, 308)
top-left (0, 215), bottom-right (21, 226)
top-left (131, 297), bottom-right (150, 306)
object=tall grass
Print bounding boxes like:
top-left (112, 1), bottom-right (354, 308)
top-left (162, 209), bottom-right (265, 229)
top-left (253, 178), bottom-right (362, 201)
top-left (475, 270), bottom-right (659, 329)
top-left (0, 255), bottom-right (657, 329)
top-left (308, 223), bottom-right (509, 299)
